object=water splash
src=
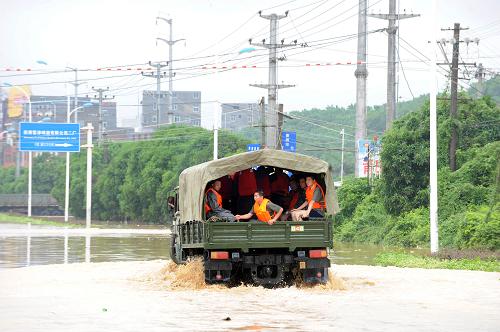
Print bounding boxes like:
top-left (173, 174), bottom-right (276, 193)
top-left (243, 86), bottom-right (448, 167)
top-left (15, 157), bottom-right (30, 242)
top-left (139, 259), bottom-right (348, 291)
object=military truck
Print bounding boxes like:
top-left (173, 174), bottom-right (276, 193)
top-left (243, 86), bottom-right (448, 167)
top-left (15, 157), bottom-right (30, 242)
top-left (169, 149), bottom-right (338, 287)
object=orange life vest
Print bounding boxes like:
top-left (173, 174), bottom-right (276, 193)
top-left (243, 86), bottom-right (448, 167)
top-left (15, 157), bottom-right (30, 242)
top-left (305, 181), bottom-right (326, 209)
top-left (253, 198), bottom-right (275, 222)
top-left (204, 188), bottom-right (222, 214)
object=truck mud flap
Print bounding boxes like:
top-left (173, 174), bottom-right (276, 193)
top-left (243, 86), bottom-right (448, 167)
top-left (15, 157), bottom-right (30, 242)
top-left (302, 268), bottom-right (329, 284)
top-left (299, 258), bottom-right (330, 284)
top-left (204, 260), bottom-right (232, 283)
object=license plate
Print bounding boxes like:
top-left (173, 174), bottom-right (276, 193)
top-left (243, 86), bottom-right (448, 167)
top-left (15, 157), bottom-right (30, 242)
top-left (291, 225), bottom-right (304, 232)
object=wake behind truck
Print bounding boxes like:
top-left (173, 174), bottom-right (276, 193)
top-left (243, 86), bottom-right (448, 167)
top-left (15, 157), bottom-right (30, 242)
top-left (169, 149), bottom-right (339, 287)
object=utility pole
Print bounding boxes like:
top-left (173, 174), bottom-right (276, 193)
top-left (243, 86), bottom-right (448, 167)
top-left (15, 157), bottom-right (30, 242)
top-left (340, 128), bottom-right (345, 183)
top-left (355, 0), bottom-right (368, 177)
top-left (91, 87), bottom-right (113, 145)
top-left (250, 11), bottom-right (295, 149)
top-left (67, 67), bottom-right (85, 124)
top-left (475, 63), bottom-right (485, 97)
top-left (440, 23), bottom-right (469, 171)
top-left (157, 17), bottom-right (185, 125)
top-left (142, 62), bottom-right (167, 127)
top-left (369, 0), bottom-right (419, 130)
top-left (429, 1), bottom-right (439, 253)
top-left (81, 123), bottom-right (94, 229)
top-left (259, 97), bottom-right (266, 147)
top-left (277, 104), bottom-right (284, 149)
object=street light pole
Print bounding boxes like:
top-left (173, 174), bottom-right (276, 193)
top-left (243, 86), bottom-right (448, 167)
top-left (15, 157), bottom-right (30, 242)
top-left (340, 128), bottom-right (345, 183)
top-left (82, 123), bottom-right (94, 229)
top-left (156, 17), bottom-right (185, 124)
top-left (64, 102), bottom-right (92, 222)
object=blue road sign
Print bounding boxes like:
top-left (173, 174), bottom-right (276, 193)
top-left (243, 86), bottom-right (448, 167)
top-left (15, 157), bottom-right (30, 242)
top-left (247, 143), bottom-right (260, 152)
top-left (281, 131), bottom-right (296, 152)
top-left (19, 122), bottom-right (80, 152)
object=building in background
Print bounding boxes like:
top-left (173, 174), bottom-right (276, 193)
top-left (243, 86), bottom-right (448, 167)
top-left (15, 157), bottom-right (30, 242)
top-left (141, 90), bottom-right (201, 129)
top-left (0, 92), bottom-right (118, 168)
top-left (28, 96), bottom-right (117, 133)
top-left (220, 103), bottom-right (260, 131)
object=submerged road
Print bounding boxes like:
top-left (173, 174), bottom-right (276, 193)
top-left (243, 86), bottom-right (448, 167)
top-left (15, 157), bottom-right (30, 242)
top-left (0, 260), bottom-right (499, 331)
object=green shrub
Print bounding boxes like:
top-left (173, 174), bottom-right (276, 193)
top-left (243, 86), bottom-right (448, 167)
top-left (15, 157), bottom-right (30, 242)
top-left (336, 177), bottom-right (371, 217)
top-left (440, 205), bottom-right (500, 250)
top-left (374, 252), bottom-right (500, 272)
top-left (337, 194), bottom-right (390, 244)
top-left (384, 208), bottom-right (430, 247)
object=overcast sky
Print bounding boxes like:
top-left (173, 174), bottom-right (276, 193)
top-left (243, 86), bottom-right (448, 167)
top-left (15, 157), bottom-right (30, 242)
top-left (1, 0), bottom-right (499, 125)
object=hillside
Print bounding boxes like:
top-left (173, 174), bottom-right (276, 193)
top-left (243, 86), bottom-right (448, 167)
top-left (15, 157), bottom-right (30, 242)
top-left (240, 94), bottom-right (428, 179)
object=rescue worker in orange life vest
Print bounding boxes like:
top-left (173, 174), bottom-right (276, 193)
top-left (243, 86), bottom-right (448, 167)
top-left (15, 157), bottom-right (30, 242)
top-left (234, 190), bottom-right (283, 225)
top-left (205, 180), bottom-right (236, 222)
top-left (291, 175), bottom-right (326, 221)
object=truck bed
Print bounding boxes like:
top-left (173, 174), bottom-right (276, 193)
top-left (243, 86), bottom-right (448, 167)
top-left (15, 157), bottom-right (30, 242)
top-left (176, 220), bottom-right (333, 252)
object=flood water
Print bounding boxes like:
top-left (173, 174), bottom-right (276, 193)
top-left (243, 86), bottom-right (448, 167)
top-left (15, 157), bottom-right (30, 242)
top-left (0, 223), bottom-right (426, 269)
top-left (1, 223), bottom-right (499, 331)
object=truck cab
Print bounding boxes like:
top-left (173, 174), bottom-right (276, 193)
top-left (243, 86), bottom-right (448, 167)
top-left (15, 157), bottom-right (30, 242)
top-left (170, 149), bottom-right (339, 287)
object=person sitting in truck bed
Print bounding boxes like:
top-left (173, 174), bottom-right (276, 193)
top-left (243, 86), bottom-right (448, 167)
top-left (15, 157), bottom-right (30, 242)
top-left (280, 176), bottom-right (306, 221)
top-left (291, 175), bottom-right (326, 221)
top-left (270, 168), bottom-right (290, 208)
top-left (234, 190), bottom-right (283, 225)
top-left (205, 180), bottom-right (236, 222)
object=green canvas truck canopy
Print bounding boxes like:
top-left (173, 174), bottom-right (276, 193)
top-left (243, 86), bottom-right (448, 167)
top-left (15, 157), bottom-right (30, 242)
top-left (178, 149), bottom-right (339, 222)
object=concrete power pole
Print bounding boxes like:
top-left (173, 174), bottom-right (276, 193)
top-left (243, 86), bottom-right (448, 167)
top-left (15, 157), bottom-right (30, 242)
top-left (369, 0), bottom-right (419, 130)
top-left (156, 17), bottom-right (185, 125)
top-left (142, 62), bottom-right (167, 127)
top-left (354, 0), bottom-right (368, 177)
top-left (259, 97), bottom-right (266, 147)
top-left (67, 67), bottom-right (85, 124)
top-left (475, 63), bottom-right (485, 97)
top-left (91, 87), bottom-right (113, 145)
top-left (441, 23), bottom-right (468, 171)
top-left (250, 11), bottom-right (295, 149)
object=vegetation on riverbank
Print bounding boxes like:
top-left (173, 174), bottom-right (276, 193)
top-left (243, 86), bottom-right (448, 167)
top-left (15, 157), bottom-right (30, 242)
top-left (374, 252), bottom-right (500, 272)
top-left (334, 91), bottom-right (500, 251)
top-left (0, 213), bottom-right (80, 228)
top-left (0, 126), bottom-right (249, 223)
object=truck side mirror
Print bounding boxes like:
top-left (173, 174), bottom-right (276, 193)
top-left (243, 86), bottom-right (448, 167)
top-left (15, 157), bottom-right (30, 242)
top-left (167, 196), bottom-right (176, 212)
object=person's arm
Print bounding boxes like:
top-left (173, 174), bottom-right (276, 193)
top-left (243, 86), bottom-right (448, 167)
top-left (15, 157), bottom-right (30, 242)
top-left (292, 201), bottom-right (308, 211)
top-left (269, 207), bottom-right (283, 225)
top-left (267, 202), bottom-right (283, 225)
top-left (235, 208), bottom-right (254, 221)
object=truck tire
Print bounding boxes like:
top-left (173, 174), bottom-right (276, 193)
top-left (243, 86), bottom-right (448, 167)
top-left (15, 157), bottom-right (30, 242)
top-left (170, 233), bottom-right (183, 264)
top-left (250, 264), bottom-right (285, 288)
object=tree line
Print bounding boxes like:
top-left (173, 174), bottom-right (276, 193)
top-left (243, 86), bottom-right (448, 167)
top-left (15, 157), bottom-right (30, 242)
top-left (0, 126), bottom-right (249, 223)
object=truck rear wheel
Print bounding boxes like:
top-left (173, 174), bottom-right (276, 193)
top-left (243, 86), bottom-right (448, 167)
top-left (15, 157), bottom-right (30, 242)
top-left (250, 264), bottom-right (286, 288)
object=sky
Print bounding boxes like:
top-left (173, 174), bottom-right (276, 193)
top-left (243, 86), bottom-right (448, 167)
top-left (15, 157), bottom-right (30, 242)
top-left (1, 0), bottom-right (499, 127)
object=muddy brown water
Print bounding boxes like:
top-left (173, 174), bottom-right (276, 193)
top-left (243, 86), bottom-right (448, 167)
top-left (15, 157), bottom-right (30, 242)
top-left (0, 223), bottom-right (428, 269)
top-left (1, 224), bottom-right (499, 331)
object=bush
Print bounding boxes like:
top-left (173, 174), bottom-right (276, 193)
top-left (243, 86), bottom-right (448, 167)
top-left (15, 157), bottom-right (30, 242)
top-left (337, 194), bottom-right (390, 244)
top-left (440, 205), bottom-right (500, 250)
top-left (384, 208), bottom-right (429, 247)
top-left (336, 177), bottom-right (371, 217)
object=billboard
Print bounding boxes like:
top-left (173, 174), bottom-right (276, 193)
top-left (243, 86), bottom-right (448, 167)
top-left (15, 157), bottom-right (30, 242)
top-left (7, 85), bottom-right (31, 118)
top-left (357, 139), bottom-right (382, 178)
